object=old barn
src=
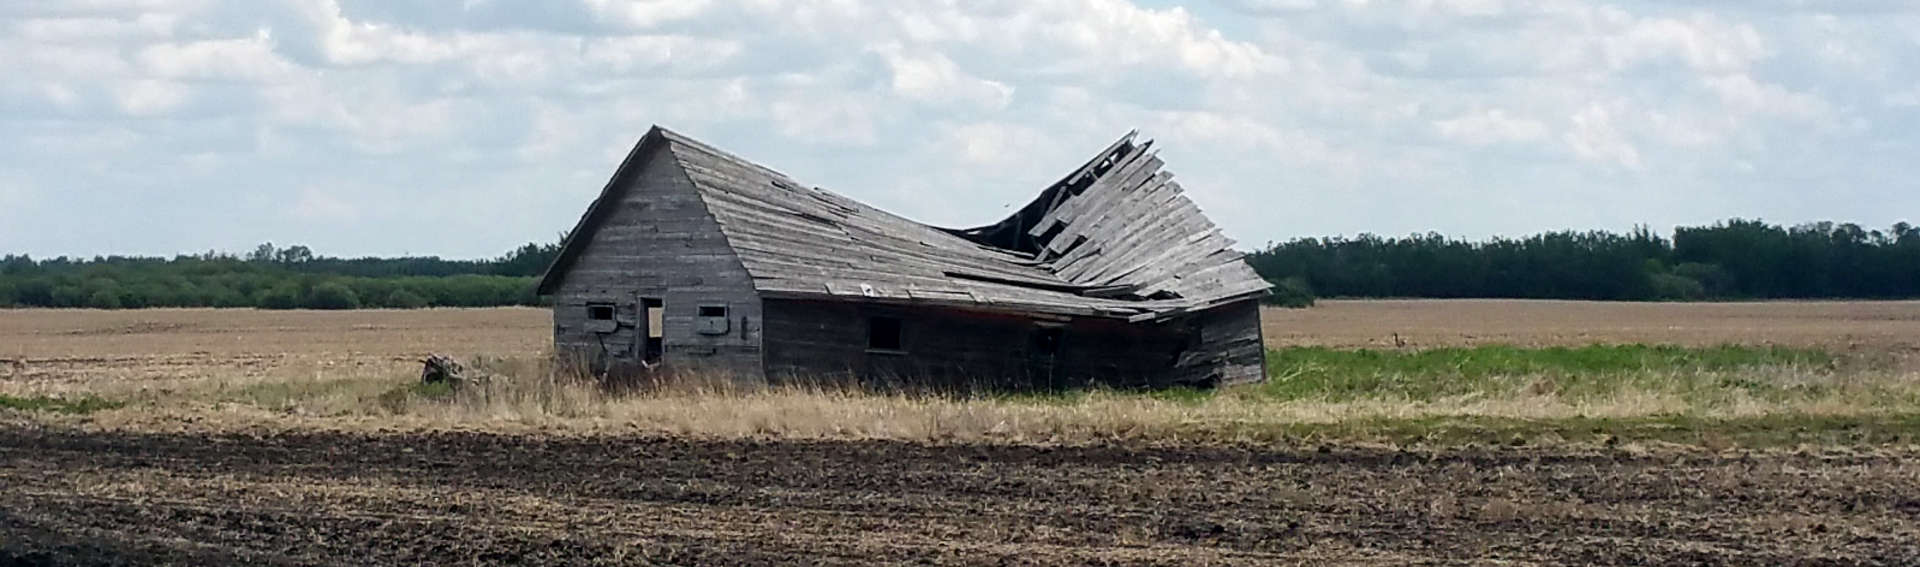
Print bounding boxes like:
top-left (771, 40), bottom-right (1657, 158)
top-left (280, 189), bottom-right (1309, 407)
top-left (535, 126), bottom-right (1270, 389)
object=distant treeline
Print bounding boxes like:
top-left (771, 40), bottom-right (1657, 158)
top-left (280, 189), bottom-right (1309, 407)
top-left (0, 242), bottom-right (560, 310)
top-left (7, 218), bottom-right (1917, 310)
top-left (1247, 219), bottom-right (1920, 301)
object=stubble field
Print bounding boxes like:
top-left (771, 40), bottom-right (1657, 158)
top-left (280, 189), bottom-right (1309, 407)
top-left (9, 299), bottom-right (1917, 395)
top-left (4, 300), bottom-right (1920, 565)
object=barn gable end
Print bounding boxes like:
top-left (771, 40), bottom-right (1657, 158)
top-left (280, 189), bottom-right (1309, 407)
top-left (543, 132), bottom-right (763, 380)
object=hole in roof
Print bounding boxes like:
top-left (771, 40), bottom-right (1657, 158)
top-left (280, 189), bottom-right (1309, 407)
top-left (1036, 221), bottom-right (1067, 246)
top-left (1057, 235), bottom-right (1089, 257)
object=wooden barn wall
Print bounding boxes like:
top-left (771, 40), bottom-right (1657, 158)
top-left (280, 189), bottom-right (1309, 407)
top-left (761, 298), bottom-right (1248, 390)
top-left (1174, 300), bottom-right (1267, 386)
top-left (550, 145), bottom-right (763, 381)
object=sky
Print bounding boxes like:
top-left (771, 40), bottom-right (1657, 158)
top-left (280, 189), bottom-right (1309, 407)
top-left (3, 0), bottom-right (1917, 259)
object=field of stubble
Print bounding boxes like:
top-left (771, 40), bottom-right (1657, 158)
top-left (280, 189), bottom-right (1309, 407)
top-left (4, 300), bottom-right (1920, 565)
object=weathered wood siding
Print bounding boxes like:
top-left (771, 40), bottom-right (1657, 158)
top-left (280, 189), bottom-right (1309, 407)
top-left (761, 298), bottom-right (1260, 389)
top-left (1174, 300), bottom-right (1266, 386)
top-left (549, 144), bottom-right (764, 381)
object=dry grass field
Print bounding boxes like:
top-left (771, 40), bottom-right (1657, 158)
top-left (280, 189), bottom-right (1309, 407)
top-left (7, 299), bottom-right (1917, 393)
top-left (5, 301), bottom-right (1920, 564)
top-left (5, 301), bottom-right (1916, 439)
top-left (0, 307), bottom-right (548, 387)
top-left (1265, 298), bottom-right (1920, 352)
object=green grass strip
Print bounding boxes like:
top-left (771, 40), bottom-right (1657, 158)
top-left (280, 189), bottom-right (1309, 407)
top-left (1261, 344), bottom-right (1835, 402)
top-left (1228, 412), bottom-right (1920, 448)
top-left (0, 394), bottom-right (125, 415)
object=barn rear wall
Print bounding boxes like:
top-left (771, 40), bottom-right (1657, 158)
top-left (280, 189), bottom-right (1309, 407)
top-left (760, 298), bottom-right (1263, 389)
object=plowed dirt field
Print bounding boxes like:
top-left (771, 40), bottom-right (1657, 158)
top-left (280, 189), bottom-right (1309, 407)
top-left (4, 425), bottom-right (1917, 566)
top-left (6, 302), bottom-right (1920, 565)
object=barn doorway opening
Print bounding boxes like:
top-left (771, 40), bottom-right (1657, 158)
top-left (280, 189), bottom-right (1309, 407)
top-left (641, 297), bottom-right (664, 363)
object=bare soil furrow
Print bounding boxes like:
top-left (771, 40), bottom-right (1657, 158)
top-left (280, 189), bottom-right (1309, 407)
top-left (3, 427), bottom-right (1917, 565)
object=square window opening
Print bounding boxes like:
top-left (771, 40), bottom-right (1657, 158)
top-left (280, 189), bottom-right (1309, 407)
top-left (587, 303), bottom-right (615, 321)
top-left (696, 303), bottom-right (732, 336)
top-left (867, 316), bottom-right (904, 352)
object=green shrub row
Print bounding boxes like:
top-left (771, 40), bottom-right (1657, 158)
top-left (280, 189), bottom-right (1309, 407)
top-left (1249, 219), bottom-right (1920, 300)
top-left (0, 243), bottom-right (553, 310)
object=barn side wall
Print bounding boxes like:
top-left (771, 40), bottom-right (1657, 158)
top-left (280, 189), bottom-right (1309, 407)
top-left (549, 144), bottom-right (764, 381)
top-left (760, 298), bottom-right (1247, 390)
top-left (1174, 300), bottom-right (1267, 386)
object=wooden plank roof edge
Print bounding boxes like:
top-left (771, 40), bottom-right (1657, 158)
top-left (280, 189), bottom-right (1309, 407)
top-left (756, 289), bottom-right (1151, 320)
top-left (1124, 290), bottom-right (1272, 323)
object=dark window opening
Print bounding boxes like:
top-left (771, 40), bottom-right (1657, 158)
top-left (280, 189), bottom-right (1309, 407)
top-left (696, 303), bottom-right (731, 336)
top-left (867, 316), bottom-right (903, 352)
top-left (587, 303), bottom-right (615, 321)
top-left (1032, 327), bottom-right (1064, 356)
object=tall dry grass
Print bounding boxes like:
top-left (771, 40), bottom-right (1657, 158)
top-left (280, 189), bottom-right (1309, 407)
top-left (26, 349), bottom-right (1907, 447)
top-left (12, 305), bottom-right (1919, 446)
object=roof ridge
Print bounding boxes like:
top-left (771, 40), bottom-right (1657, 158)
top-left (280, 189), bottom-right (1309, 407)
top-left (652, 126), bottom-right (800, 186)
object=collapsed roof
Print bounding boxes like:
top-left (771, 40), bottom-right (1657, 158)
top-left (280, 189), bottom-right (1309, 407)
top-left (537, 126), bottom-right (1270, 321)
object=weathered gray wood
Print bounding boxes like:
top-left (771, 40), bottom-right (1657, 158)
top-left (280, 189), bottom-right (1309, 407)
top-left (537, 125), bottom-right (1271, 387)
top-left (762, 298), bottom-right (1215, 390)
top-left (546, 139), bottom-right (765, 381)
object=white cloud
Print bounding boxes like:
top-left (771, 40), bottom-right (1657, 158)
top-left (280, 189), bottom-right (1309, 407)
top-left (113, 78), bottom-right (189, 115)
top-left (3, 0), bottom-right (1918, 257)
top-left (1703, 74), bottom-right (1826, 119)
top-left (941, 122), bottom-right (1050, 167)
top-left (138, 32), bottom-right (295, 82)
top-left (1885, 85), bottom-right (1920, 108)
top-left (291, 0), bottom-right (467, 66)
top-left (581, 35), bottom-right (741, 73)
top-left (1603, 14), bottom-right (1766, 72)
top-left (1566, 102), bottom-right (1641, 169)
top-left (38, 82), bottom-right (81, 108)
top-left (1039, 0), bottom-right (1278, 78)
top-left (291, 186), bottom-right (359, 221)
top-left (14, 14), bottom-right (177, 43)
top-left (768, 92), bottom-right (881, 146)
top-left (5, 41), bottom-right (132, 79)
top-left (0, 176), bottom-right (34, 211)
top-left (1434, 109), bottom-right (1551, 145)
top-left (874, 45), bottom-right (1013, 110)
top-left (1643, 109), bottom-right (1720, 148)
top-left (580, 0), bottom-right (712, 30)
